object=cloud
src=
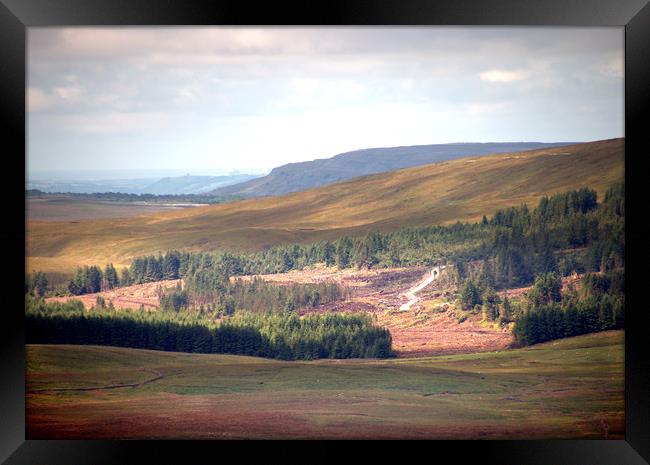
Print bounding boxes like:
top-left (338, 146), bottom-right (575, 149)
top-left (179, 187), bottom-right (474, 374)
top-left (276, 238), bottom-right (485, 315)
top-left (27, 27), bottom-right (624, 174)
top-left (53, 85), bottom-right (83, 101)
top-left (27, 85), bottom-right (84, 112)
top-left (30, 28), bottom-right (326, 66)
top-left (466, 102), bottom-right (510, 116)
top-left (600, 55), bottom-right (624, 78)
top-left (28, 87), bottom-right (55, 111)
top-left (479, 69), bottom-right (527, 83)
top-left (59, 111), bottom-right (168, 134)
top-left (174, 86), bottom-right (199, 104)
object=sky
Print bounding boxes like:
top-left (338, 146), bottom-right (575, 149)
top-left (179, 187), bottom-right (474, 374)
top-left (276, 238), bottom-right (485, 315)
top-left (27, 27), bottom-right (624, 179)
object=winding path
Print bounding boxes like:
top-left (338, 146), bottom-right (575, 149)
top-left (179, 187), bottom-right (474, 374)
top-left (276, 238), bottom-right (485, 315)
top-left (27, 368), bottom-right (164, 394)
top-left (399, 266), bottom-right (445, 311)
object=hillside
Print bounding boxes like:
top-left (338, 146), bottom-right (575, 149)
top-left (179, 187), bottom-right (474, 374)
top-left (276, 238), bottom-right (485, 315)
top-left (27, 138), bottom-right (624, 275)
top-left (211, 142), bottom-right (574, 198)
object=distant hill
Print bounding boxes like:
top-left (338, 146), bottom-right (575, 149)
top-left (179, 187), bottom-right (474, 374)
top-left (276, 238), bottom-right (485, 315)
top-left (140, 174), bottom-right (259, 195)
top-left (211, 142), bottom-right (576, 198)
top-left (27, 177), bottom-right (160, 194)
top-left (27, 174), bottom-right (260, 195)
top-left (27, 138), bottom-right (624, 276)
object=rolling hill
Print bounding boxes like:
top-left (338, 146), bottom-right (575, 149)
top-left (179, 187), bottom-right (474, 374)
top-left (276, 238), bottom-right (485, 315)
top-left (210, 142), bottom-right (575, 198)
top-left (26, 138), bottom-right (624, 275)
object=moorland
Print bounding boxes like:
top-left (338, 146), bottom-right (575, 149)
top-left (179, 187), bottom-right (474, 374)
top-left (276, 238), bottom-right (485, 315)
top-left (25, 138), bottom-right (625, 439)
top-left (26, 138), bottom-right (623, 277)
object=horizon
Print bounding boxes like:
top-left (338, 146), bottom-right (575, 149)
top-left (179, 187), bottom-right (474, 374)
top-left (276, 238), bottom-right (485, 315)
top-left (27, 168), bottom-right (267, 181)
top-left (26, 138), bottom-right (595, 182)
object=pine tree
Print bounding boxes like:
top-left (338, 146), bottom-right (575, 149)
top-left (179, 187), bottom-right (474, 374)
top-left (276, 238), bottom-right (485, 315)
top-left (499, 295), bottom-right (511, 323)
top-left (104, 264), bottom-right (119, 290)
top-left (31, 271), bottom-right (49, 297)
top-left (87, 266), bottom-right (103, 293)
top-left (162, 251), bottom-right (181, 280)
top-left (322, 242), bottom-right (336, 267)
top-left (460, 280), bottom-right (481, 309)
top-left (335, 236), bottom-right (352, 268)
top-left (120, 268), bottom-right (132, 287)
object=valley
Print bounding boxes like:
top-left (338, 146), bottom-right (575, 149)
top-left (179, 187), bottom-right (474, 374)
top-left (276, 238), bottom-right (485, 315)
top-left (25, 139), bottom-right (626, 440)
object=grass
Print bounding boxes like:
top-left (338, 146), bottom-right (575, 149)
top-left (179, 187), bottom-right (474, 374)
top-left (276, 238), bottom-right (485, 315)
top-left (26, 139), bottom-right (624, 276)
top-left (26, 330), bottom-right (624, 439)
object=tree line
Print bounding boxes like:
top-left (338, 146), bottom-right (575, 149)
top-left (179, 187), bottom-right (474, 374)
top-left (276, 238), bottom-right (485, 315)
top-left (157, 278), bottom-right (349, 316)
top-left (512, 270), bottom-right (624, 346)
top-left (25, 296), bottom-right (393, 360)
top-left (26, 189), bottom-right (239, 205)
top-left (449, 184), bottom-right (622, 295)
top-left (66, 264), bottom-right (119, 295)
top-left (444, 184), bottom-right (624, 333)
top-left (25, 271), bottom-right (49, 297)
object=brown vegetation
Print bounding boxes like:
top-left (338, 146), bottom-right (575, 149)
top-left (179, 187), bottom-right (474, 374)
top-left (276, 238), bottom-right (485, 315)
top-left (46, 279), bottom-right (181, 310)
top-left (27, 138), bottom-right (624, 276)
top-left (27, 196), bottom-right (200, 221)
top-left (497, 273), bottom-right (583, 300)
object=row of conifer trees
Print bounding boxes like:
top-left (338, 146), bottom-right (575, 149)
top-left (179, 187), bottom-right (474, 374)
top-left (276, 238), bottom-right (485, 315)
top-left (25, 297), bottom-right (393, 360)
top-left (512, 270), bottom-right (624, 345)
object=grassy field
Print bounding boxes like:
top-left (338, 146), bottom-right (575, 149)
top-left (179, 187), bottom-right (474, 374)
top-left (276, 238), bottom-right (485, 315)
top-left (27, 138), bottom-right (624, 276)
top-left (26, 330), bottom-right (624, 439)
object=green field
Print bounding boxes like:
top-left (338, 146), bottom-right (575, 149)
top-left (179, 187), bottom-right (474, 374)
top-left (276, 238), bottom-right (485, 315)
top-left (26, 330), bottom-right (624, 439)
top-left (27, 138), bottom-right (623, 276)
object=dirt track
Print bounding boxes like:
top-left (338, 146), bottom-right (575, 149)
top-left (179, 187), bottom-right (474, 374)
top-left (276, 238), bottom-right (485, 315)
top-left (399, 265), bottom-right (445, 311)
top-left (27, 368), bottom-right (164, 394)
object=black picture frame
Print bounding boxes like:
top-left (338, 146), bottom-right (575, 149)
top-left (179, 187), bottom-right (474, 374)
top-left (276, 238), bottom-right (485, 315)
top-left (2, 0), bottom-right (649, 463)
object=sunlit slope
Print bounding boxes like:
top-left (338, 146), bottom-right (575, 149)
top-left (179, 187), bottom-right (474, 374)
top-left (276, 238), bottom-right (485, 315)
top-left (211, 142), bottom-right (573, 198)
top-left (27, 138), bottom-right (624, 274)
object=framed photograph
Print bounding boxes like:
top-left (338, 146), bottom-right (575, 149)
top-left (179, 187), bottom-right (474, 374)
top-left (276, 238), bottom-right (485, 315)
top-left (2, 0), bottom-right (649, 463)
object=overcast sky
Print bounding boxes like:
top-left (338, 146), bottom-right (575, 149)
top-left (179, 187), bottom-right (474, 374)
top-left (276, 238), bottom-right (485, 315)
top-left (28, 27), bottom-right (623, 178)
